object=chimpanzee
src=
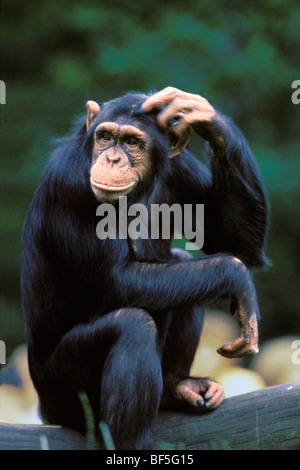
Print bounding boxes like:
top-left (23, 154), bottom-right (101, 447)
top-left (21, 87), bottom-right (269, 450)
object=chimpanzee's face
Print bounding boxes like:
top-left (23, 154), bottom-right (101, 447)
top-left (86, 94), bottom-right (190, 202)
top-left (90, 120), bottom-right (152, 202)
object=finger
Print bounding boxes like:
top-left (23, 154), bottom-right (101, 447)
top-left (217, 337), bottom-right (247, 358)
top-left (143, 87), bottom-right (201, 113)
top-left (142, 87), bottom-right (180, 112)
top-left (219, 346), bottom-right (259, 358)
top-left (159, 101), bottom-right (215, 130)
top-left (217, 342), bottom-right (245, 359)
top-left (217, 337), bottom-right (259, 358)
top-left (143, 87), bottom-right (211, 115)
top-left (202, 380), bottom-right (220, 399)
top-left (184, 109), bottom-right (215, 126)
top-left (205, 387), bottom-right (225, 409)
top-left (196, 379), bottom-right (225, 410)
top-left (174, 383), bottom-right (205, 408)
top-left (156, 98), bottom-right (192, 128)
top-left (220, 336), bottom-right (249, 350)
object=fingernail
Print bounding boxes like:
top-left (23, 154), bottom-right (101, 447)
top-left (196, 399), bottom-right (204, 407)
top-left (205, 394), bottom-right (212, 400)
top-left (205, 402), bottom-right (214, 409)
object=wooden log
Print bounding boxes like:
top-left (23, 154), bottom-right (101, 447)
top-left (153, 382), bottom-right (300, 450)
top-left (0, 422), bottom-right (98, 450)
top-left (0, 382), bottom-right (299, 450)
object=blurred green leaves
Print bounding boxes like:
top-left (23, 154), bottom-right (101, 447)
top-left (1, 0), bottom-right (300, 349)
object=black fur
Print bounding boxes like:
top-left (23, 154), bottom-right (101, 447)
top-left (21, 92), bottom-right (269, 449)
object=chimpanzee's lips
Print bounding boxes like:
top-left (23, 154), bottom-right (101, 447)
top-left (90, 179), bottom-right (137, 191)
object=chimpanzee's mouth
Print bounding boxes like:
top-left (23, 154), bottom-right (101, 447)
top-left (90, 179), bottom-right (137, 192)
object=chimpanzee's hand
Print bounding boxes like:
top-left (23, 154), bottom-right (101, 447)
top-left (217, 296), bottom-right (259, 358)
top-left (142, 86), bottom-right (226, 147)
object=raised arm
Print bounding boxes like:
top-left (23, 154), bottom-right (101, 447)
top-left (143, 87), bottom-right (269, 268)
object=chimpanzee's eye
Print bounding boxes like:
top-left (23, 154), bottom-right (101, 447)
top-left (101, 132), bottom-right (112, 141)
top-left (126, 137), bottom-right (138, 146)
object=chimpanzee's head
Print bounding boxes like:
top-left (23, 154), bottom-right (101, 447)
top-left (85, 92), bottom-right (190, 202)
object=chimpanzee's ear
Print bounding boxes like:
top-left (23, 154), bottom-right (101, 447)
top-left (86, 101), bottom-right (101, 131)
top-left (168, 127), bottom-right (191, 158)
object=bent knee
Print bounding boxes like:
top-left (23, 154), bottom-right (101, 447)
top-left (231, 256), bottom-right (244, 267)
top-left (111, 308), bottom-right (157, 340)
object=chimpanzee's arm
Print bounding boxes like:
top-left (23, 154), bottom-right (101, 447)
top-left (207, 113), bottom-right (269, 267)
top-left (115, 253), bottom-right (259, 358)
top-left (172, 134), bottom-right (269, 267)
top-left (143, 87), bottom-right (269, 268)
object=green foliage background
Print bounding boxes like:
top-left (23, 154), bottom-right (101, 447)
top-left (1, 0), bottom-right (300, 356)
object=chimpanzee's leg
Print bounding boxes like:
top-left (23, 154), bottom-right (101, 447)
top-left (159, 249), bottom-right (224, 411)
top-left (99, 308), bottom-right (163, 450)
top-left (33, 308), bottom-right (162, 450)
